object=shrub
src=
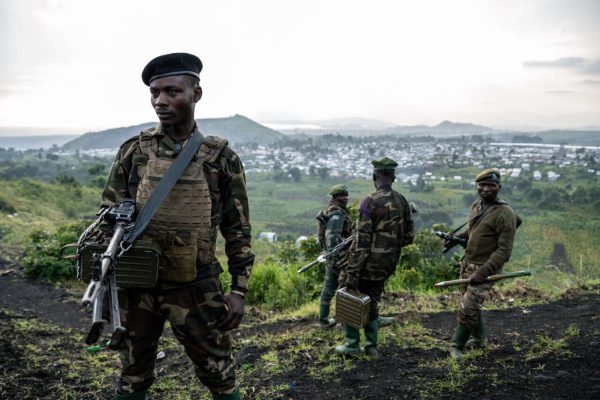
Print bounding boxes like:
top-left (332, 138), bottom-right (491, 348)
top-left (22, 220), bottom-right (88, 282)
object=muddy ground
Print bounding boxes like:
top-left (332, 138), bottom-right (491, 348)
top-left (1, 259), bottom-right (599, 400)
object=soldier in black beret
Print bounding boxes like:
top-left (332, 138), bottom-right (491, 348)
top-left (102, 53), bottom-right (253, 400)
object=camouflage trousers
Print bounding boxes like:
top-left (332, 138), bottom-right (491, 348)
top-left (358, 279), bottom-right (386, 322)
top-left (320, 265), bottom-right (340, 306)
top-left (116, 277), bottom-right (237, 396)
top-left (457, 260), bottom-right (494, 329)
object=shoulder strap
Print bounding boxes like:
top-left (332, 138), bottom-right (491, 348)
top-left (121, 129), bottom-right (203, 247)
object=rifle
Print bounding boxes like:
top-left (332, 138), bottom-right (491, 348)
top-left (434, 270), bottom-right (531, 288)
top-left (297, 235), bottom-right (353, 273)
top-left (434, 230), bottom-right (467, 253)
top-left (80, 199), bottom-right (135, 349)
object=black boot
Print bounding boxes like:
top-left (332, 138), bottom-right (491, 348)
top-left (450, 323), bottom-right (472, 361)
top-left (115, 390), bottom-right (147, 400)
top-left (364, 319), bottom-right (379, 357)
top-left (335, 323), bottom-right (361, 356)
top-left (466, 315), bottom-right (485, 349)
top-left (319, 303), bottom-right (336, 329)
top-left (213, 387), bottom-right (241, 400)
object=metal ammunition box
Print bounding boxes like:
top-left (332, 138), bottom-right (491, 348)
top-left (80, 240), bottom-right (160, 288)
top-left (335, 288), bottom-right (371, 329)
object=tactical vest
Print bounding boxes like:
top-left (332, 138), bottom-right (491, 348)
top-left (316, 204), bottom-right (352, 250)
top-left (134, 129), bottom-right (227, 282)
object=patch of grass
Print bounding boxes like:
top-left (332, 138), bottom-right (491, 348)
top-left (525, 323), bottom-right (579, 361)
top-left (386, 319), bottom-right (444, 350)
top-left (417, 358), bottom-right (478, 399)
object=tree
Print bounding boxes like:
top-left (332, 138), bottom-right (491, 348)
top-left (288, 167), bottom-right (301, 182)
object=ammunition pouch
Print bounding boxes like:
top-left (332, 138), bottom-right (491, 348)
top-left (159, 243), bottom-right (198, 283)
top-left (78, 240), bottom-right (160, 288)
top-left (335, 287), bottom-right (371, 329)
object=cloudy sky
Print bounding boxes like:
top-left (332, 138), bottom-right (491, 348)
top-left (0, 0), bottom-right (599, 133)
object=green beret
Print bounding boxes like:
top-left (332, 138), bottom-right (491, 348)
top-left (142, 53), bottom-right (203, 86)
top-left (329, 184), bottom-right (348, 196)
top-left (371, 156), bottom-right (398, 171)
top-left (475, 168), bottom-right (501, 183)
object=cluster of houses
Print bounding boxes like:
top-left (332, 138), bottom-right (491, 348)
top-left (238, 138), bottom-right (600, 184)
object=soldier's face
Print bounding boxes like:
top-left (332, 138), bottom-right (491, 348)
top-left (335, 194), bottom-right (349, 207)
top-left (477, 182), bottom-right (500, 202)
top-left (149, 75), bottom-right (202, 126)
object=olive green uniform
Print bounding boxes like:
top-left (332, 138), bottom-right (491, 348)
top-left (455, 198), bottom-right (518, 328)
top-left (102, 124), bottom-right (254, 396)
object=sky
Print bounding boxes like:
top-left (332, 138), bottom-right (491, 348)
top-left (0, 0), bottom-right (599, 134)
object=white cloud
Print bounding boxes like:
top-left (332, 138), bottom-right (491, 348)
top-left (0, 0), bottom-right (599, 131)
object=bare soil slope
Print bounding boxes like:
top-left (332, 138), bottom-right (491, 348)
top-left (1, 260), bottom-right (598, 400)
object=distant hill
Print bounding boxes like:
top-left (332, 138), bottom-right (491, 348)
top-left (61, 114), bottom-right (283, 151)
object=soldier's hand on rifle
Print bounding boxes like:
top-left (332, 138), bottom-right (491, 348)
top-left (469, 270), bottom-right (487, 285)
top-left (218, 292), bottom-right (245, 331)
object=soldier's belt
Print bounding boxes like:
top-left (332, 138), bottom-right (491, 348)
top-left (335, 288), bottom-right (371, 329)
top-left (79, 240), bottom-right (160, 288)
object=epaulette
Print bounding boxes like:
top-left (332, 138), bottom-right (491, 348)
top-left (198, 135), bottom-right (228, 163)
top-left (140, 126), bottom-right (158, 138)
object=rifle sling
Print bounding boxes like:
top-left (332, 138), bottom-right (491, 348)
top-left (451, 204), bottom-right (499, 234)
top-left (122, 129), bottom-right (203, 246)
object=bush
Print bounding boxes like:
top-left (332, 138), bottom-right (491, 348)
top-left (246, 262), bottom-right (311, 310)
top-left (388, 229), bottom-right (460, 291)
top-left (22, 220), bottom-right (88, 282)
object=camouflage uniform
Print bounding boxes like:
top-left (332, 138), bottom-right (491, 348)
top-left (102, 124), bottom-right (254, 395)
top-left (345, 184), bottom-right (414, 321)
top-left (335, 157), bottom-right (414, 357)
top-left (317, 199), bottom-right (352, 318)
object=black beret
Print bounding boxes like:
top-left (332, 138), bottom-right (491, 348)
top-left (141, 53), bottom-right (203, 86)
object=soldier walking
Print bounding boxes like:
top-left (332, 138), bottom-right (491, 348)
top-left (448, 168), bottom-right (520, 360)
top-left (101, 53), bottom-right (254, 400)
top-left (316, 184), bottom-right (352, 328)
top-left (336, 157), bottom-right (414, 356)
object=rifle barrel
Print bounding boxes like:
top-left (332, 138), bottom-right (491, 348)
top-left (81, 224), bottom-right (126, 306)
top-left (434, 270), bottom-right (531, 288)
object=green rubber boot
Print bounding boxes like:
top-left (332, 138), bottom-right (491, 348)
top-left (213, 387), bottom-right (241, 400)
top-left (377, 316), bottom-right (395, 327)
top-left (319, 303), bottom-right (336, 329)
top-left (115, 390), bottom-right (147, 400)
top-left (335, 323), bottom-right (361, 356)
top-left (450, 323), bottom-right (472, 361)
top-left (364, 319), bottom-right (379, 357)
top-left (466, 315), bottom-right (485, 349)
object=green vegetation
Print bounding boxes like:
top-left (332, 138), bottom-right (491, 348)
top-left (1, 154), bottom-right (599, 307)
top-left (525, 323), bottom-right (579, 361)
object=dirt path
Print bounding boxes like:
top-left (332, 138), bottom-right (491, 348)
top-left (1, 260), bottom-right (599, 399)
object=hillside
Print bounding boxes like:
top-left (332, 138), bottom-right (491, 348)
top-left (1, 264), bottom-right (598, 399)
top-left (60, 114), bottom-right (284, 151)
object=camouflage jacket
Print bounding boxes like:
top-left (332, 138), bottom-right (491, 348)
top-left (316, 201), bottom-right (352, 251)
top-left (316, 201), bottom-right (352, 270)
top-left (456, 198), bottom-right (518, 277)
top-left (346, 184), bottom-right (414, 282)
top-left (101, 124), bottom-right (254, 292)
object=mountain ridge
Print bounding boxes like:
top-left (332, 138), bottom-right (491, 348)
top-left (60, 114), bottom-right (284, 150)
